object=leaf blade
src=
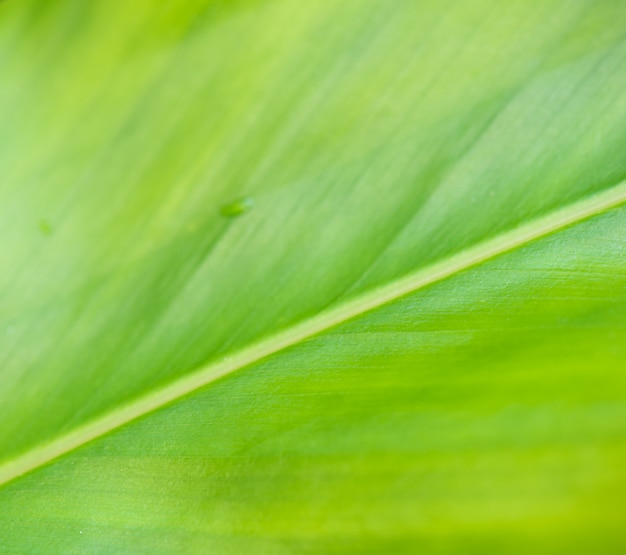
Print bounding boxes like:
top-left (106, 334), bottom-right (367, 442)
top-left (1, 0), bottom-right (626, 551)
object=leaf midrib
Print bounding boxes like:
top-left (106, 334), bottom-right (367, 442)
top-left (2, 179), bottom-right (626, 488)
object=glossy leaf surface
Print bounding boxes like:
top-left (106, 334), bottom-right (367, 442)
top-left (1, 0), bottom-right (626, 553)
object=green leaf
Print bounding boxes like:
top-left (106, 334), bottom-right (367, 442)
top-left (1, 0), bottom-right (626, 552)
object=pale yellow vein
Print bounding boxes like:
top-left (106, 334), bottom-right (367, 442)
top-left (2, 179), bottom-right (626, 487)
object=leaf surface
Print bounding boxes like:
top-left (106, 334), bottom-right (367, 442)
top-left (1, 0), bottom-right (626, 552)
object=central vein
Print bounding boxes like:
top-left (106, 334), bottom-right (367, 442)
top-left (1, 179), bottom-right (626, 488)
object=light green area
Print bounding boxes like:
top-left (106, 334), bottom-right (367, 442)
top-left (0, 0), bottom-right (626, 552)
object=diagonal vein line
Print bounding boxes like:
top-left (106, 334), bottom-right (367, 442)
top-left (2, 180), bottom-right (626, 487)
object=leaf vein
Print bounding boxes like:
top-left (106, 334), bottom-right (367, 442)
top-left (1, 178), bottom-right (626, 488)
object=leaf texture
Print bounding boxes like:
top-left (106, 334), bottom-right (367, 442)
top-left (1, 0), bottom-right (626, 552)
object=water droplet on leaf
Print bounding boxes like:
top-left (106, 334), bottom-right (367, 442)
top-left (220, 196), bottom-right (254, 217)
top-left (39, 220), bottom-right (53, 236)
